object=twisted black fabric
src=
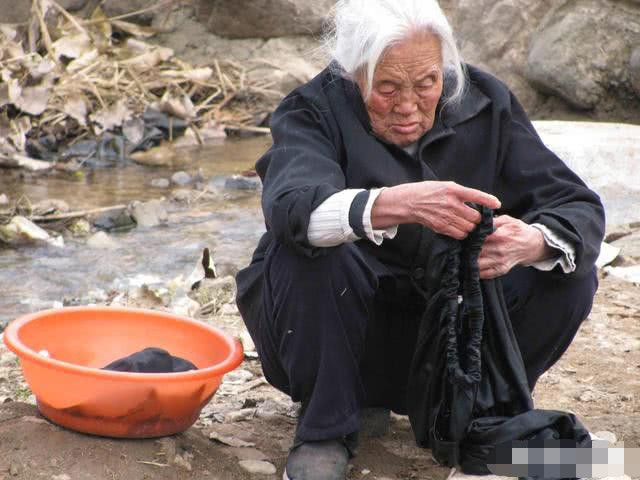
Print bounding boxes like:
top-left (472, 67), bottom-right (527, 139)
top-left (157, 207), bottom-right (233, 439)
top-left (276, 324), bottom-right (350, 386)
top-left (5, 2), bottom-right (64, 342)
top-left (407, 206), bottom-right (591, 479)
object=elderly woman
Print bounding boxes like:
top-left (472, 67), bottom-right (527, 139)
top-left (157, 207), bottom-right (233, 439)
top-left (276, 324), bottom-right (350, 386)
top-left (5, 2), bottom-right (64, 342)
top-left (236, 0), bottom-right (604, 478)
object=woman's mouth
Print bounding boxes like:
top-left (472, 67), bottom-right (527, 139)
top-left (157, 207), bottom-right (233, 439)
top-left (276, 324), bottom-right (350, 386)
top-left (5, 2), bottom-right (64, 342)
top-left (391, 122), bottom-right (420, 134)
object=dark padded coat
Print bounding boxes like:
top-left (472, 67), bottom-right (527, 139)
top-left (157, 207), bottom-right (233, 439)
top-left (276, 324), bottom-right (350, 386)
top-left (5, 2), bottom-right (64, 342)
top-left (237, 63), bottom-right (605, 301)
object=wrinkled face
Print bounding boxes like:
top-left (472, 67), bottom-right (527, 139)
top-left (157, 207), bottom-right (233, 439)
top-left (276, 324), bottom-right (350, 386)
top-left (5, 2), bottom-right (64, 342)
top-left (359, 32), bottom-right (444, 147)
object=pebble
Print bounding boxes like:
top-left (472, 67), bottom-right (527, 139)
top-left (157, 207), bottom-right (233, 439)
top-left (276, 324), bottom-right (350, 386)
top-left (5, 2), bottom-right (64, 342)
top-left (171, 171), bottom-right (192, 185)
top-left (151, 178), bottom-right (170, 188)
top-left (129, 200), bottom-right (168, 228)
top-left (0, 193), bottom-right (8, 206)
top-left (224, 369), bottom-right (254, 385)
top-left (594, 430), bottom-right (617, 444)
top-left (238, 460), bottom-right (277, 475)
top-left (9, 462), bottom-right (19, 476)
top-left (86, 231), bottom-right (119, 249)
top-left (224, 175), bottom-right (261, 191)
top-left (52, 475), bottom-right (71, 480)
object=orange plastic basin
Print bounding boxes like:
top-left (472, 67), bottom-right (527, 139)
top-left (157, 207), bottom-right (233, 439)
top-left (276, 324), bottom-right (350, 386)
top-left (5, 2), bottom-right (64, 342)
top-left (3, 306), bottom-right (243, 438)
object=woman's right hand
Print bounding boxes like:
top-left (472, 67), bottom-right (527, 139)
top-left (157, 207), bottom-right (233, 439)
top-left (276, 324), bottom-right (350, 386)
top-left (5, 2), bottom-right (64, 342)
top-left (371, 181), bottom-right (502, 240)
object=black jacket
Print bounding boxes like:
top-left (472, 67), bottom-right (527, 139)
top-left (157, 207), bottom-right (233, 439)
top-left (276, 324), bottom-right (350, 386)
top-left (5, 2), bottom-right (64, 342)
top-left (239, 63), bottom-right (604, 293)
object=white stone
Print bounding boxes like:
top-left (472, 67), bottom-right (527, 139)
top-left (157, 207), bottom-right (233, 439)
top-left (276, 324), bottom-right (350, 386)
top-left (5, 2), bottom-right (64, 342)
top-left (534, 121), bottom-right (640, 228)
top-left (238, 460), bottom-right (277, 475)
top-left (604, 265), bottom-right (640, 284)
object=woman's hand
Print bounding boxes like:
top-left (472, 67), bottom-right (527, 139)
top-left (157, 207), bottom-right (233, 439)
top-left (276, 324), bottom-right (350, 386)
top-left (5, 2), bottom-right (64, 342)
top-left (371, 181), bottom-right (501, 240)
top-left (478, 215), bottom-right (554, 279)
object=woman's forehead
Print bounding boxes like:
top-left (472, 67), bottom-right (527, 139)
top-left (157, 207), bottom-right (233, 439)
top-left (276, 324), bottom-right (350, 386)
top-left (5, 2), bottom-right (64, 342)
top-left (376, 33), bottom-right (443, 78)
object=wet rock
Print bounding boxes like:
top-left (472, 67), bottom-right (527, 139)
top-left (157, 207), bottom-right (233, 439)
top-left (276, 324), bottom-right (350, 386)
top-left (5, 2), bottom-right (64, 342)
top-left (151, 178), bottom-right (170, 188)
top-left (86, 231), bottom-right (119, 249)
top-left (171, 171), bottom-right (192, 185)
top-left (204, 0), bottom-right (333, 38)
top-left (189, 276), bottom-right (236, 312)
top-left (32, 199), bottom-right (70, 217)
top-left (631, 47), bottom-right (640, 96)
top-left (0, 216), bottom-right (62, 248)
top-left (224, 175), bottom-right (262, 191)
top-left (170, 189), bottom-right (198, 203)
top-left (68, 219), bottom-right (91, 237)
top-left (526, 0), bottom-right (640, 110)
top-left (238, 460), bottom-right (277, 475)
top-left (0, 194), bottom-right (8, 206)
top-left (91, 208), bottom-right (136, 232)
top-left (129, 200), bottom-right (168, 228)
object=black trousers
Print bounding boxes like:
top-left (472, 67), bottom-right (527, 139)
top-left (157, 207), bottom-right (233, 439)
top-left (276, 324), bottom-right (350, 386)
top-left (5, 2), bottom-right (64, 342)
top-left (237, 242), bottom-right (598, 443)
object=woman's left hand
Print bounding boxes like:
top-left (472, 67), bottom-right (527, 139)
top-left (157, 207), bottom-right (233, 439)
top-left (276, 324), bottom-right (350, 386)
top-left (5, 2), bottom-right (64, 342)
top-left (478, 215), bottom-right (553, 279)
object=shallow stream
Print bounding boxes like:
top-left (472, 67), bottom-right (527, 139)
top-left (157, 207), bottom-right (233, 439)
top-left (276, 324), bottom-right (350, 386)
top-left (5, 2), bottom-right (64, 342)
top-left (0, 137), bottom-right (271, 327)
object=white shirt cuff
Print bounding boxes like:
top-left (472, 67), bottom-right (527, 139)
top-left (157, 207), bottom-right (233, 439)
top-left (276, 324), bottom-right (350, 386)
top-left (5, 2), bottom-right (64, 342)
top-left (307, 189), bottom-right (364, 247)
top-left (527, 223), bottom-right (577, 273)
top-left (363, 188), bottom-right (398, 245)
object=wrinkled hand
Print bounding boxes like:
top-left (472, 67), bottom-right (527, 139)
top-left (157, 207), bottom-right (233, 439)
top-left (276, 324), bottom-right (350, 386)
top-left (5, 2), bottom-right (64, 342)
top-left (478, 215), bottom-right (551, 279)
top-left (373, 181), bottom-right (501, 240)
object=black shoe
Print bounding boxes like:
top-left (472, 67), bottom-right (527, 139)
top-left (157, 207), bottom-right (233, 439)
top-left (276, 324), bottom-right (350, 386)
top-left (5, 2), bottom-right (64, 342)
top-left (283, 439), bottom-right (350, 480)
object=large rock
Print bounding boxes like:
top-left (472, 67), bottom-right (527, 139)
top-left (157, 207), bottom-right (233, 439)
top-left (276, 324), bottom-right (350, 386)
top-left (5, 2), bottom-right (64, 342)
top-left (526, 0), bottom-right (640, 110)
top-left (440, 0), bottom-right (564, 115)
top-left (202, 0), bottom-right (334, 39)
top-left (534, 121), bottom-right (640, 228)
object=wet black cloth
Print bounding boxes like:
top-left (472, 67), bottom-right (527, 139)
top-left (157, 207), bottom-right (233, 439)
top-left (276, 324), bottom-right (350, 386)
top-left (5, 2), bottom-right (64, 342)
top-left (235, 237), bottom-right (596, 447)
top-left (103, 347), bottom-right (197, 373)
top-left (406, 207), bottom-right (592, 476)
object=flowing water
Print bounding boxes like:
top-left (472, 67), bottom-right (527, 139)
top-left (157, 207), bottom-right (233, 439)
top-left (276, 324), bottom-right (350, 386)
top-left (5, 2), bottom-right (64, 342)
top-left (0, 137), bottom-right (272, 328)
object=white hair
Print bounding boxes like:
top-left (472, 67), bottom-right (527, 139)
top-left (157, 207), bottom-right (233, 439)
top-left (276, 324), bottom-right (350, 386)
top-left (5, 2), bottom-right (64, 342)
top-left (325, 0), bottom-right (467, 107)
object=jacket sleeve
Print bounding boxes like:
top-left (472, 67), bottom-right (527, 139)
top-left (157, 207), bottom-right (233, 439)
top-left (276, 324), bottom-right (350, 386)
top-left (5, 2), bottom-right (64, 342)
top-left (256, 93), bottom-right (346, 257)
top-left (494, 93), bottom-right (605, 277)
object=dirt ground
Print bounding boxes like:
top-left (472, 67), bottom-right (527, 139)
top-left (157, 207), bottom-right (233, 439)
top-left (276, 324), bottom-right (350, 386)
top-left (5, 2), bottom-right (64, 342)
top-left (0, 257), bottom-right (639, 479)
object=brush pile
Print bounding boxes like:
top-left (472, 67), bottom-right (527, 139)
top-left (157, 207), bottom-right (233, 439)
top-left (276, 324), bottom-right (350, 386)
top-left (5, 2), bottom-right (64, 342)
top-left (0, 0), bottom-right (278, 170)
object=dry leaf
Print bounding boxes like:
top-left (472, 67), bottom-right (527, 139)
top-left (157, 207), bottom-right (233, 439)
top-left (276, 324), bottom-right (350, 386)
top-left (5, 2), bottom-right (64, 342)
top-left (125, 38), bottom-right (155, 52)
top-left (90, 6), bottom-right (112, 43)
top-left (89, 100), bottom-right (132, 131)
top-left (112, 20), bottom-right (156, 38)
top-left (122, 117), bottom-right (145, 145)
top-left (62, 94), bottom-right (88, 126)
top-left (120, 47), bottom-right (174, 71)
top-left (159, 93), bottom-right (195, 120)
top-left (160, 67), bottom-right (213, 83)
top-left (16, 85), bottom-right (52, 116)
top-left (66, 48), bottom-right (99, 73)
top-left (52, 33), bottom-right (92, 59)
top-left (28, 57), bottom-right (57, 80)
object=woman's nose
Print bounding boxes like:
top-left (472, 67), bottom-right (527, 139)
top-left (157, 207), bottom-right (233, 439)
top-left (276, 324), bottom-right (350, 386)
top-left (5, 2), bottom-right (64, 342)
top-left (394, 89), bottom-right (419, 115)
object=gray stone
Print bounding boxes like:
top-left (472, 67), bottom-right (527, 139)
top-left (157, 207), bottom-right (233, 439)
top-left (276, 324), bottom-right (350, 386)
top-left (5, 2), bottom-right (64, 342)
top-left (224, 175), bottom-right (262, 191)
top-left (203, 0), bottom-right (334, 39)
top-left (631, 47), bottom-right (640, 96)
top-left (129, 200), bottom-right (168, 228)
top-left (526, 0), bottom-right (640, 110)
top-left (86, 231), bottom-right (118, 249)
top-left (612, 231), bottom-right (640, 261)
top-left (102, 0), bottom-right (156, 24)
top-left (0, 0), bottom-right (31, 23)
top-left (0, 194), bottom-right (8, 206)
top-left (91, 208), bottom-right (135, 232)
top-left (57, 0), bottom-right (88, 11)
top-left (150, 178), bottom-right (170, 189)
top-left (171, 171), bottom-right (192, 185)
top-left (238, 460), bottom-right (277, 475)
